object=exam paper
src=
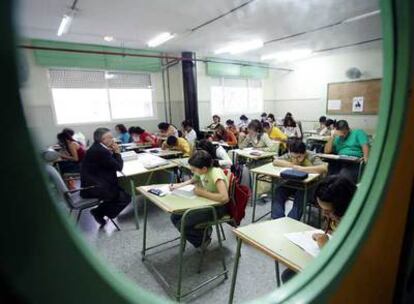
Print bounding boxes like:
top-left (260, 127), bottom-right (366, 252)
top-left (284, 229), bottom-right (329, 257)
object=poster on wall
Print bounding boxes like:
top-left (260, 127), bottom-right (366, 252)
top-left (352, 96), bottom-right (364, 112)
top-left (327, 99), bottom-right (342, 110)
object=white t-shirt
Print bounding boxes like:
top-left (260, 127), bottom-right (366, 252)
top-left (185, 129), bottom-right (197, 146)
top-left (215, 145), bottom-right (233, 168)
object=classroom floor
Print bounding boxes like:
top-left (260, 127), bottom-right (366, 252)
top-left (70, 192), bottom-right (321, 304)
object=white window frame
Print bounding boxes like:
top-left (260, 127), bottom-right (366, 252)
top-left (210, 77), bottom-right (264, 116)
top-left (48, 68), bottom-right (158, 126)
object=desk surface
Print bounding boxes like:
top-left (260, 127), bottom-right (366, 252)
top-left (171, 157), bottom-right (190, 169)
top-left (234, 149), bottom-right (278, 161)
top-left (233, 217), bottom-right (315, 271)
top-left (250, 163), bottom-right (320, 183)
top-left (307, 135), bottom-right (329, 142)
top-left (117, 159), bottom-right (177, 177)
top-left (137, 184), bottom-right (222, 213)
top-left (121, 143), bottom-right (153, 150)
top-left (144, 148), bottom-right (184, 158)
top-left (317, 153), bottom-right (361, 163)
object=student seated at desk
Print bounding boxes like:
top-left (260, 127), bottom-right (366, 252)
top-left (56, 131), bottom-right (86, 174)
top-left (267, 113), bottom-right (276, 126)
top-left (158, 122), bottom-right (179, 138)
top-left (212, 124), bottom-right (238, 146)
top-left (225, 119), bottom-right (239, 138)
top-left (239, 119), bottom-right (278, 152)
top-left (283, 116), bottom-right (302, 138)
top-left (162, 136), bottom-right (191, 157)
top-left (129, 127), bottom-right (159, 147)
top-left (114, 124), bottom-right (131, 144)
top-left (260, 112), bottom-right (268, 124)
top-left (263, 122), bottom-right (287, 143)
top-left (207, 115), bottom-right (221, 130)
top-left (282, 175), bottom-right (356, 282)
top-left (181, 120), bottom-right (197, 147)
top-left (170, 150), bottom-right (229, 249)
top-left (324, 120), bottom-right (369, 182)
top-left (272, 140), bottom-right (327, 220)
top-left (316, 116), bottom-right (327, 134)
top-left (319, 119), bottom-right (335, 136)
top-left (238, 114), bottom-right (249, 133)
top-left (197, 139), bottom-right (233, 169)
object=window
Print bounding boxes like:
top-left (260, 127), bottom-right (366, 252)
top-left (49, 69), bottom-right (154, 125)
top-left (210, 78), bottom-right (263, 115)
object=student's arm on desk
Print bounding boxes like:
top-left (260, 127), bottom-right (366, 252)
top-left (324, 134), bottom-right (335, 154)
top-left (362, 144), bottom-right (369, 163)
top-left (169, 178), bottom-right (195, 191)
top-left (273, 158), bottom-right (294, 168)
top-left (293, 163), bottom-right (328, 175)
top-left (194, 180), bottom-right (229, 204)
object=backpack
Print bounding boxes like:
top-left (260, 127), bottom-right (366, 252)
top-left (224, 170), bottom-right (251, 226)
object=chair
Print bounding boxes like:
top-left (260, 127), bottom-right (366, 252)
top-left (45, 164), bottom-right (120, 231)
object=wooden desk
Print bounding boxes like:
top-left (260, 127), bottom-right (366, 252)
top-left (228, 217), bottom-right (315, 303)
top-left (137, 185), bottom-right (227, 301)
top-left (144, 148), bottom-right (184, 159)
top-left (306, 135), bottom-right (329, 142)
top-left (121, 142), bottom-right (152, 151)
top-left (171, 157), bottom-right (191, 170)
top-left (317, 153), bottom-right (361, 163)
top-left (250, 163), bottom-right (321, 223)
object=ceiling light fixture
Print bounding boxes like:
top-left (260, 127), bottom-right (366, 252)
top-left (261, 49), bottom-right (313, 62)
top-left (104, 36), bottom-right (114, 42)
top-left (215, 39), bottom-right (264, 55)
top-left (56, 0), bottom-right (79, 37)
top-left (147, 32), bottom-right (175, 48)
top-left (343, 10), bottom-right (380, 23)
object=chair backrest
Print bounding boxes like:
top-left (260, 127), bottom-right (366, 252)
top-left (45, 164), bottom-right (74, 208)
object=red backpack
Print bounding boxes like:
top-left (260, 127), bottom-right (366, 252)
top-left (224, 170), bottom-right (251, 227)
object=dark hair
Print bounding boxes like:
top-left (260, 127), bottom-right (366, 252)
top-left (214, 124), bottom-right (228, 141)
top-left (188, 150), bottom-right (215, 169)
top-left (166, 136), bottom-right (178, 146)
top-left (261, 112), bottom-right (267, 118)
top-left (268, 114), bottom-right (275, 122)
top-left (226, 119), bottom-right (235, 126)
top-left (325, 119), bottom-right (335, 127)
top-left (288, 139), bottom-right (306, 154)
top-left (181, 120), bottom-right (193, 129)
top-left (213, 115), bottom-right (220, 120)
top-left (315, 175), bottom-right (357, 218)
top-left (57, 131), bottom-right (75, 153)
top-left (247, 119), bottom-right (264, 140)
top-left (319, 116), bottom-right (327, 123)
top-left (62, 128), bottom-right (75, 137)
top-left (262, 122), bottom-right (271, 129)
top-left (197, 139), bottom-right (218, 159)
top-left (115, 124), bottom-right (127, 134)
top-left (240, 115), bottom-right (248, 121)
top-left (93, 127), bottom-right (110, 142)
top-left (335, 120), bottom-right (349, 131)
top-left (128, 126), bottom-right (145, 135)
top-left (158, 122), bottom-right (170, 131)
top-left (284, 116), bottom-right (297, 128)
top-left (285, 112), bottom-right (292, 118)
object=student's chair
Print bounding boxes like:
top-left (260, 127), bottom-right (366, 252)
top-left (42, 151), bottom-right (120, 231)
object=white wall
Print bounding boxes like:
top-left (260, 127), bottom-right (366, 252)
top-left (19, 50), bottom-right (185, 147)
top-left (268, 41), bottom-right (383, 132)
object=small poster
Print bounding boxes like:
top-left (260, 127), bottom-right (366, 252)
top-left (327, 99), bottom-right (342, 110)
top-left (352, 96), bottom-right (364, 112)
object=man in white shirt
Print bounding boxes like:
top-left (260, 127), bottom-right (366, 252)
top-left (181, 120), bottom-right (197, 147)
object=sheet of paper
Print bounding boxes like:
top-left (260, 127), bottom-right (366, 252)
top-left (284, 229), bottom-right (328, 257)
top-left (173, 184), bottom-right (196, 199)
top-left (137, 153), bottom-right (169, 169)
top-left (327, 99), bottom-right (342, 110)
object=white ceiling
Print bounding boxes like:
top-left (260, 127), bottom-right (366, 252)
top-left (16, 0), bottom-right (381, 62)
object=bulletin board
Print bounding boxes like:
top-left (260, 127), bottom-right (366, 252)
top-left (326, 78), bottom-right (381, 115)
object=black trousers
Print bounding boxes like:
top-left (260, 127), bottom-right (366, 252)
top-left (327, 160), bottom-right (361, 183)
top-left (170, 205), bottom-right (227, 248)
top-left (82, 186), bottom-right (131, 219)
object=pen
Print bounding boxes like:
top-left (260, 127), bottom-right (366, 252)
top-left (325, 219), bottom-right (331, 234)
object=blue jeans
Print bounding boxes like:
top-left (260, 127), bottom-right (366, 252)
top-left (271, 186), bottom-right (305, 220)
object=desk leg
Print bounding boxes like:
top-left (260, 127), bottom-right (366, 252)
top-left (176, 213), bottom-right (189, 302)
top-left (130, 179), bottom-right (139, 230)
top-left (141, 198), bottom-right (148, 261)
top-left (275, 261), bottom-right (281, 287)
top-left (251, 173), bottom-right (259, 222)
top-left (228, 238), bottom-right (242, 304)
top-left (302, 186), bottom-right (308, 223)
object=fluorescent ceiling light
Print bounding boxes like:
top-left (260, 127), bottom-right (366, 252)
top-left (261, 49), bottom-right (313, 62)
top-left (215, 39), bottom-right (264, 55)
top-left (57, 14), bottom-right (73, 36)
top-left (147, 32), bottom-right (175, 47)
top-left (104, 72), bottom-right (116, 80)
top-left (104, 36), bottom-right (114, 42)
top-left (343, 10), bottom-right (380, 23)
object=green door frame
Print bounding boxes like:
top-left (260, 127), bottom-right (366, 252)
top-left (0, 0), bottom-right (412, 303)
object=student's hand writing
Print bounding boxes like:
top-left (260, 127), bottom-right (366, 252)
top-left (169, 184), bottom-right (180, 191)
top-left (312, 233), bottom-right (329, 248)
top-left (194, 186), bottom-right (205, 196)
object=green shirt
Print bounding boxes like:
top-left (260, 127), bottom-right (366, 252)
top-left (278, 151), bottom-right (325, 167)
top-left (333, 129), bottom-right (369, 157)
top-left (193, 167), bottom-right (228, 193)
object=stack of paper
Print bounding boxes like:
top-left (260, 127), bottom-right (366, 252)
top-left (284, 229), bottom-right (330, 257)
top-left (173, 184), bottom-right (196, 199)
top-left (137, 153), bottom-right (169, 169)
top-left (121, 151), bottom-right (138, 161)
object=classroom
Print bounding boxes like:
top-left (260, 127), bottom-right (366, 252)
top-left (3, 0), bottom-right (414, 303)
